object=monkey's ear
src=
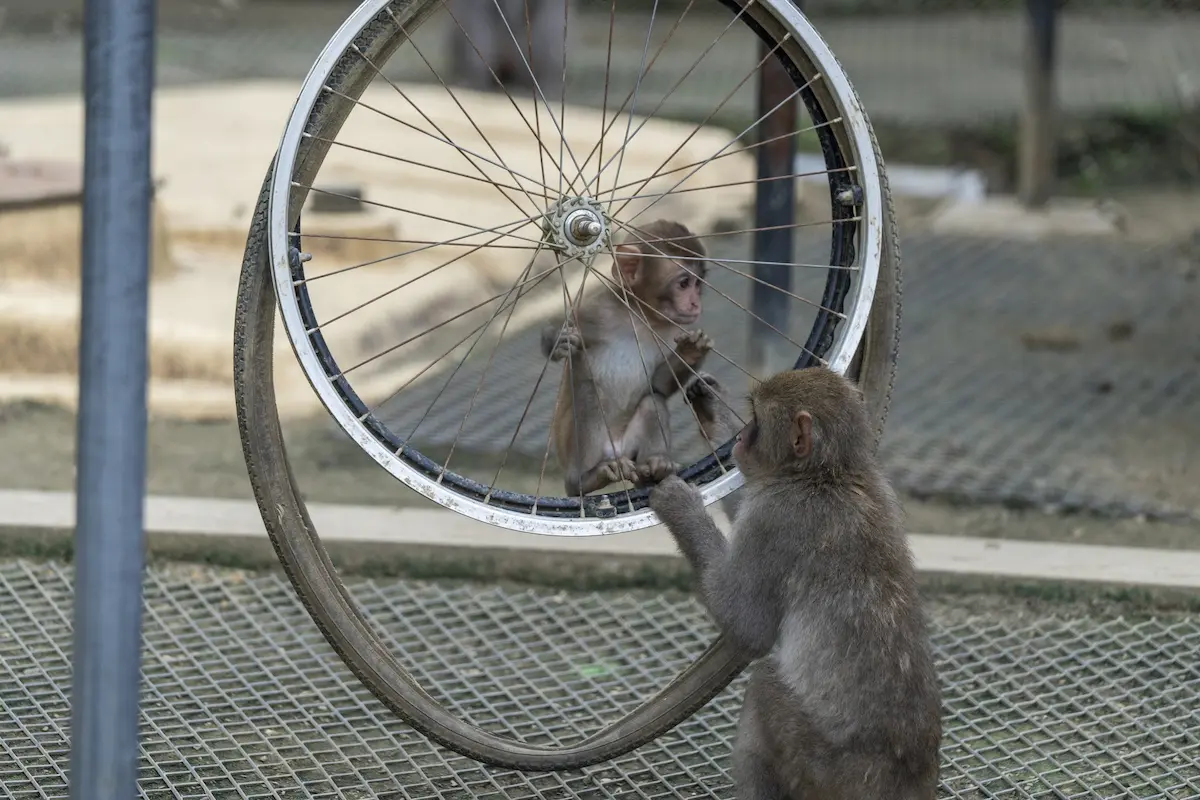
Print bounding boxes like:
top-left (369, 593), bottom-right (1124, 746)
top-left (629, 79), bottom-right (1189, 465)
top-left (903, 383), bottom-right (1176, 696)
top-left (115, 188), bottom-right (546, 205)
top-left (614, 243), bottom-right (642, 285)
top-left (792, 410), bottom-right (813, 459)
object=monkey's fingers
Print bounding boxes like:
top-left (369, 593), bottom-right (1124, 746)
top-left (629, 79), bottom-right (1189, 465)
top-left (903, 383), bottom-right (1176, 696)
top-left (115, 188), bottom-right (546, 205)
top-left (632, 455), bottom-right (678, 487)
top-left (673, 328), bottom-right (702, 346)
top-left (684, 372), bottom-right (721, 405)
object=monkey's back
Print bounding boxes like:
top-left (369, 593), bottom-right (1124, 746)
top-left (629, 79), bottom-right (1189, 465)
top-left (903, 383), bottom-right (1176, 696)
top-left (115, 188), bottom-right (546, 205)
top-left (760, 476), bottom-right (942, 798)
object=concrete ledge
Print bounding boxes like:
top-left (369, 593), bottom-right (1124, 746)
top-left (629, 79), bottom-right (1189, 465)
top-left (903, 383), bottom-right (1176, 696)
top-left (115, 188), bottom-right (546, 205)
top-left (1, 489), bottom-right (1199, 592)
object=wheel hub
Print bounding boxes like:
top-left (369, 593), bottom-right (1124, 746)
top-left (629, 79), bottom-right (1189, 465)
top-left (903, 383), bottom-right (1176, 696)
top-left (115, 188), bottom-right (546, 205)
top-left (542, 196), bottom-right (611, 263)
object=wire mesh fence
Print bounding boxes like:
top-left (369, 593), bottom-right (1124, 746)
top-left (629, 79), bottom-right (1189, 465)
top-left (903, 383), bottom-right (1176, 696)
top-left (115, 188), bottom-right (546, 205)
top-left (0, 558), bottom-right (1197, 799)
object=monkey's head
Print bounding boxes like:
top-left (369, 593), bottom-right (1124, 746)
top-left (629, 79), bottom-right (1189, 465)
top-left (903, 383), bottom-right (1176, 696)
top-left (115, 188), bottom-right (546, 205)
top-left (613, 220), bottom-right (707, 326)
top-left (733, 367), bottom-right (872, 479)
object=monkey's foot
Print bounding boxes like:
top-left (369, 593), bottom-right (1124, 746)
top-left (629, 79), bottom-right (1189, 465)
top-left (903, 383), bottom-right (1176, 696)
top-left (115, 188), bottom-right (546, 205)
top-left (598, 457), bottom-right (639, 487)
top-left (550, 323), bottom-right (582, 362)
top-left (673, 329), bottom-right (713, 366)
top-left (633, 455), bottom-right (679, 486)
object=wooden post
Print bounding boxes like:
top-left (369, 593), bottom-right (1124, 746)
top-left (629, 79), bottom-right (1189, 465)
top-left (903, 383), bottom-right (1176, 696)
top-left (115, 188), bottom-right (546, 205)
top-left (749, 36), bottom-right (798, 379)
top-left (1018, 0), bottom-right (1060, 208)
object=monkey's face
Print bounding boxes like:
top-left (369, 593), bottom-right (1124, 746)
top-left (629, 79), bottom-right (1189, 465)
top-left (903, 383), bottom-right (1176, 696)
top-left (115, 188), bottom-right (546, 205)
top-left (653, 264), bottom-right (703, 325)
top-left (732, 405), bottom-right (774, 476)
top-left (733, 394), bottom-right (807, 478)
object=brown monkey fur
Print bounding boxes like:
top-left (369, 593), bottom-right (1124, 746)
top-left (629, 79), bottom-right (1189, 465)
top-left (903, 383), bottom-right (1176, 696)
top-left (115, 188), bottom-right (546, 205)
top-left (650, 367), bottom-right (942, 800)
top-left (540, 220), bottom-right (712, 496)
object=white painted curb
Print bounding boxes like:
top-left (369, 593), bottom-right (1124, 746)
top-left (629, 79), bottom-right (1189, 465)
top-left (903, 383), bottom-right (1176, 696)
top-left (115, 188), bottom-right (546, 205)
top-left (0, 489), bottom-right (1198, 590)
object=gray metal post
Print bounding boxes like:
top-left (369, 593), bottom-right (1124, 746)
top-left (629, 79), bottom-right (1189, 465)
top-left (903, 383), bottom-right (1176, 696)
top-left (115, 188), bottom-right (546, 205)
top-left (1018, 0), bottom-right (1059, 208)
top-left (70, 0), bottom-right (157, 796)
top-left (749, 34), bottom-right (798, 378)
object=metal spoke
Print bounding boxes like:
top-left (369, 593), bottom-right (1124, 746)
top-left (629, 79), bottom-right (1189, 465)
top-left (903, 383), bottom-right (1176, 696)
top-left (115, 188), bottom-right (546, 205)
top-left (568, 0), bottom-right (702, 197)
top-left (392, 255), bottom-right (557, 446)
top-left (591, 0), bottom-right (620, 200)
top-left (312, 135), bottom-right (548, 206)
top-left (322, 85), bottom-right (552, 195)
top-left (363, 272), bottom-right (555, 422)
top-left (620, 82), bottom-right (818, 228)
top-left (611, 48), bottom-right (810, 224)
top-left (382, 7), bottom-right (548, 216)
top-left (602, 165), bottom-right (853, 205)
top-left (584, 0), bottom-right (753, 195)
top-left (605, 31), bottom-right (794, 220)
top-left (436, 244), bottom-right (547, 468)
top-left (523, 0), bottom-right (551, 196)
top-left (600, 241), bottom-right (724, 469)
top-left (352, 40), bottom-right (549, 210)
top-left (595, 118), bottom-right (841, 199)
top-left (440, 0), bottom-right (586, 193)
top-left (494, 262), bottom-right (591, 507)
top-left (294, 216), bottom-right (540, 284)
top-left (548, 263), bottom-right (634, 509)
top-left (608, 0), bottom-right (662, 209)
top-left (609, 218), bottom-right (853, 314)
top-left (296, 183), bottom-right (546, 247)
top-left (296, 234), bottom-right (540, 251)
top-left (583, 263), bottom-right (754, 419)
top-left (316, 226), bottom-right (546, 333)
top-left (340, 261), bottom-right (561, 377)
top-left (607, 241), bottom-right (859, 270)
top-left (556, 0), bottom-right (569, 199)
top-left (610, 219), bottom-right (827, 364)
top-left (608, 218), bottom-right (858, 272)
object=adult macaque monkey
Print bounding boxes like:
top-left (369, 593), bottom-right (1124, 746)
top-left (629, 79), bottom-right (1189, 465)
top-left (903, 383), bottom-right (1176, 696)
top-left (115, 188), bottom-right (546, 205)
top-left (650, 367), bottom-right (942, 800)
top-left (541, 220), bottom-right (712, 496)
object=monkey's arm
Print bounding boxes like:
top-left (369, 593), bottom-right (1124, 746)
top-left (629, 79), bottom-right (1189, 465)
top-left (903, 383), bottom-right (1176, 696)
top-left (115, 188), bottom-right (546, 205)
top-left (650, 477), bottom-right (777, 656)
top-left (649, 330), bottom-right (712, 397)
top-left (649, 355), bottom-right (688, 397)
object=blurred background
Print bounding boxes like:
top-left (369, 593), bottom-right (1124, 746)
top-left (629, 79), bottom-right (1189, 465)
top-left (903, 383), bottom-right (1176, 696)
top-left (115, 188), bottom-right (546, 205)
top-left (1, 0), bottom-right (1197, 540)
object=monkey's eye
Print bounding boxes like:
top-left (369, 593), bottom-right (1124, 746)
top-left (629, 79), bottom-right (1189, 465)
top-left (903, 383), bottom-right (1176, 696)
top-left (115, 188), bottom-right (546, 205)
top-left (677, 276), bottom-right (691, 290)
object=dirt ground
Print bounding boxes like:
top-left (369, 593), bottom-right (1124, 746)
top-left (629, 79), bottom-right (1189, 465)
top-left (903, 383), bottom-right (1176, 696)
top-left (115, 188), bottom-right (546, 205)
top-left (4, 397), bottom-right (1197, 551)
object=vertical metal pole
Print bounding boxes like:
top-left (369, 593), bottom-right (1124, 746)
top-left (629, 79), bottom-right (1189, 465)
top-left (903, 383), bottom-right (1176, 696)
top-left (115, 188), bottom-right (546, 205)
top-left (1018, 0), bottom-right (1059, 208)
top-left (749, 32), bottom-right (798, 379)
top-left (70, 0), bottom-right (156, 796)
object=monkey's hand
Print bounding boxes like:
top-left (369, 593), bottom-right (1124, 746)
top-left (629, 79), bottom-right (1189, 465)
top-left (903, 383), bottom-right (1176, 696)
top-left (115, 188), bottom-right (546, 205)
top-left (649, 474), bottom-right (703, 526)
top-left (673, 329), bottom-right (713, 367)
top-left (549, 321), bottom-right (582, 362)
top-left (684, 372), bottom-right (722, 417)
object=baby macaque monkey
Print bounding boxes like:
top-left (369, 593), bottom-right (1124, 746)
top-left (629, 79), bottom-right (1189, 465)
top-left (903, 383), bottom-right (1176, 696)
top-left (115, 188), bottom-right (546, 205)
top-left (650, 367), bottom-right (942, 800)
top-left (541, 219), bottom-right (712, 496)
top-left (443, 0), bottom-right (567, 100)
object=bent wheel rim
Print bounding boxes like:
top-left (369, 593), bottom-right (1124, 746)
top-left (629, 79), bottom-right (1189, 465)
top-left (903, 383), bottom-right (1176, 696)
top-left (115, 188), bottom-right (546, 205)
top-left (267, 0), bottom-right (884, 535)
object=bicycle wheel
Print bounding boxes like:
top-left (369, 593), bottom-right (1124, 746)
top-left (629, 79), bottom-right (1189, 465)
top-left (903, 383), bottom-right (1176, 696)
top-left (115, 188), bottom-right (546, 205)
top-left (236, 0), bottom-right (900, 770)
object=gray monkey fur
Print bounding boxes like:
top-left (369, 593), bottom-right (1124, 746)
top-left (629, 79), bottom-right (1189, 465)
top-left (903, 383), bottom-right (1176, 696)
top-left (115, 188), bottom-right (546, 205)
top-left (650, 367), bottom-right (942, 800)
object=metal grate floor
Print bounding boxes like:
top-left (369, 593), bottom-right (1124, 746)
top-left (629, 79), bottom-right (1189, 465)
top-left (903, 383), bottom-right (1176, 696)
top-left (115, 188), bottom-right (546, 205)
top-left (1, 558), bottom-right (1198, 798)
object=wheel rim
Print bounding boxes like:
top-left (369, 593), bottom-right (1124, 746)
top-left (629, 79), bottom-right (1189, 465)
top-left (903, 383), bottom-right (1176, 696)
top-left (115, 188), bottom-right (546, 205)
top-left (267, 0), bottom-right (884, 536)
